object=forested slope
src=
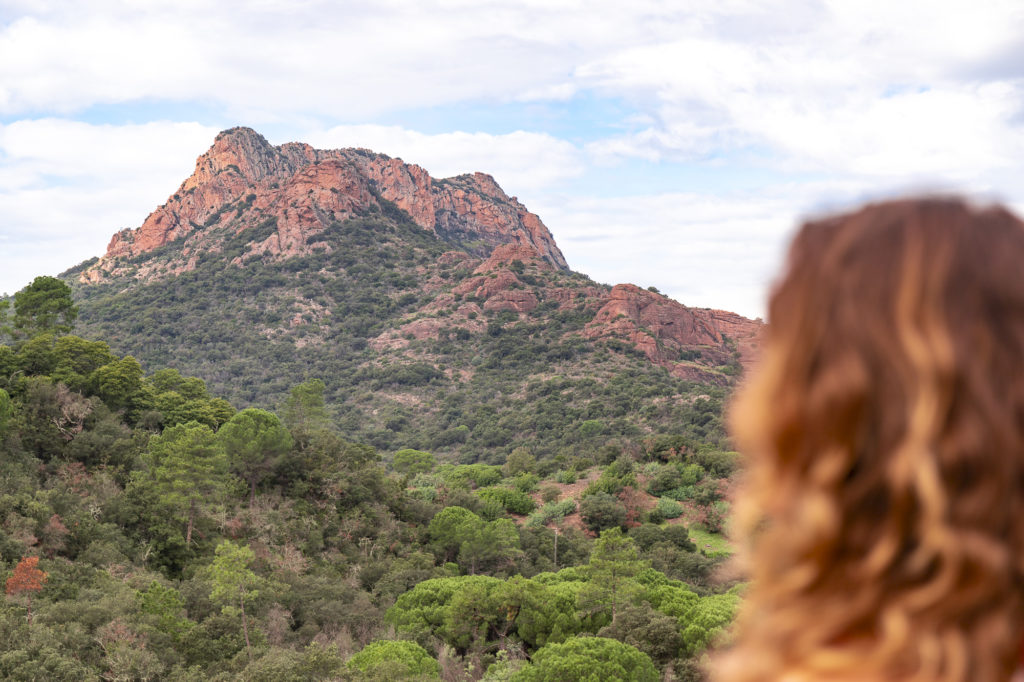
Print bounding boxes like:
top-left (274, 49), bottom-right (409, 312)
top-left (0, 277), bottom-right (741, 680)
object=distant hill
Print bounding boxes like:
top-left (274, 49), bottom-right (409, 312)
top-left (66, 127), bottom-right (761, 462)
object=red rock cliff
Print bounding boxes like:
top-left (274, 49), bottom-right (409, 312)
top-left (585, 284), bottom-right (763, 381)
top-left (85, 127), bottom-right (568, 280)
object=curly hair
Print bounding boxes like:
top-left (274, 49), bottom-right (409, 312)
top-left (715, 198), bottom-right (1024, 682)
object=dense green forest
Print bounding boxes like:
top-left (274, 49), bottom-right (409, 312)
top-left (0, 276), bottom-right (741, 680)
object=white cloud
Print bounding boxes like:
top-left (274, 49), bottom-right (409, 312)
top-left (0, 119), bottom-right (216, 182)
top-left (0, 1), bottom-right (694, 118)
top-left (534, 191), bottom-right (798, 318)
top-left (575, 2), bottom-right (1024, 182)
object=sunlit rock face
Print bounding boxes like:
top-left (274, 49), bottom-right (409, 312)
top-left (86, 126), bottom-right (568, 281)
top-left (585, 284), bottom-right (763, 382)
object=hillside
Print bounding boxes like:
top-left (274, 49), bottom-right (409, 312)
top-left (0, 313), bottom-right (740, 679)
top-left (67, 128), bottom-right (761, 463)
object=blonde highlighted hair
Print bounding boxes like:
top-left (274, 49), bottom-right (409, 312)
top-left (716, 198), bottom-right (1024, 682)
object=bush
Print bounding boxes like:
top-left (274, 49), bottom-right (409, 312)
top-left (392, 449), bottom-right (436, 477)
top-left (655, 497), bottom-right (683, 520)
top-left (661, 486), bottom-right (695, 502)
top-left (582, 457), bottom-right (637, 498)
top-left (555, 469), bottom-right (577, 485)
top-left (438, 464), bottom-right (503, 489)
top-left (512, 472), bottom-right (540, 493)
top-left (526, 499), bottom-right (578, 527)
top-left (476, 486), bottom-right (537, 515)
top-left (647, 465), bottom-right (683, 496)
top-left (579, 493), bottom-right (627, 533)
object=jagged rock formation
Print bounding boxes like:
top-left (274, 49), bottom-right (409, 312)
top-left (83, 127), bottom-right (568, 282)
top-left (584, 284), bottom-right (761, 380)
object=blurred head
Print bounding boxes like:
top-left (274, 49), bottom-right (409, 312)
top-left (718, 198), bottom-right (1024, 682)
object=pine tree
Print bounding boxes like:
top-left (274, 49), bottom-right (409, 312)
top-left (209, 541), bottom-right (262, 662)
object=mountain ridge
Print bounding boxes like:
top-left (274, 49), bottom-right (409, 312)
top-left (67, 127), bottom-right (761, 459)
top-left (82, 126), bottom-right (568, 283)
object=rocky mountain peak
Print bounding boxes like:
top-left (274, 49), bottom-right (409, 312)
top-left (82, 128), bottom-right (569, 282)
top-left (184, 127), bottom-right (289, 187)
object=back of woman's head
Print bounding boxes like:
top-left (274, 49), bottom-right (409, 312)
top-left (718, 198), bottom-right (1024, 682)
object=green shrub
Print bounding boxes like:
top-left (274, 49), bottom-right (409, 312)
top-left (655, 497), bottom-right (683, 520)
top-left (477, 486), bottom-right (537, 515)
top-left (647, 465), bottom-right (683, 496)
top-left (347, 639), bottom-right (439, 678)
top-left (579, 493), bottom-right (627, 533)
top-left (512, 472), bottom-right (539, 492)
top-left (512, 636), bottom-right (658, 682)
top-left (438, 464), bottom-right (503, 489)
top-left (526, 499), bottom-right (578, 527)
top-left (555, 469), bottom-right (577, 485)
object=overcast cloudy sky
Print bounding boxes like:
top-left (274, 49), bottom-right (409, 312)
top-left (2, 0), bottom-right (1023, 317)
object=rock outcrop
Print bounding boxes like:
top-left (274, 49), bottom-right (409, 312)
top-left (585, 284), bottom-right (762, 381)
top-left (84, 127), bottom-right (568, 282)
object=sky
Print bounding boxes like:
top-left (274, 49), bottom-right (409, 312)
top-left (2, 1), bottom-right (1024, 318)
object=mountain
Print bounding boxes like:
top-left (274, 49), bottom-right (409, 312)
top-left (67, 127), bottom-right (761, 462)
top-left (82, 126), bottom-right (567, 278)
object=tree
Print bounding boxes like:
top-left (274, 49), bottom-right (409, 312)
top-left (426, 506), bottom-right (521, 574)
top-left (139, 421), bottom-right (232, 546)
top-left (492, 576), bottom-right (578, 650)
top-left (579, 492), bottom-right (627, 533)
top-left (218, 408), bottom-right (293, 506)
top-left (96, 618), bottom-right (165, 681)
top-left (209, 541), bottom-right (262, 662)
top-left (15, 333), bottom-right (57, 375)
top-left (386, 574), bottom-right (511, 656)
top-left (578, 419), bottom-right (604, 439)
top-left (680, 591), bottom-right (740, 656)
top-left (90, 356), bottom-right (144, 411)
top-left (579, 529), bottom-right (645, 624)
top-left (459, 517), bottom-right (521, 575)
top-left (443, 576), bottom-right (504, 654)
top-left (347, 640), bottom-right (440, 679)
top-left (504, 447), bottom-right (536, 477)
top-left (50, 335), bottom-right (115, 391)
top-left (597, 603), bottom-right (681, 666)
top-left (12, 276), bottom-right (77, 338)
top-left (0, 388), bottom-right (11, 438)
top-left (282, 378), bottom-right (330, 446)
top-left (428, 506), bottom-right (483, 563)
top-left (6, 556), bottom-right (47, 624)
top-left (392, 448), bottom-right (436, 478)
top-left (511, 636), bottom-right (658, 682)
top-left (138, 581), bottom-right (193, 640)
